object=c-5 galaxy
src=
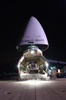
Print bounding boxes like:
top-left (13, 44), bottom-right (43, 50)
top-left (16, 16), bottom-right (49, 80)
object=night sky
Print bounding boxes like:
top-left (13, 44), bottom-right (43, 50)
top-left (0, 0), bottom-right (66, 63)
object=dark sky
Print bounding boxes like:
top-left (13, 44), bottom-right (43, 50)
top-left (0, 0), bottom-right (66, 63)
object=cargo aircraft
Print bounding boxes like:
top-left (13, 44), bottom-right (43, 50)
top-left (16, 16), bottom-right (49, 80)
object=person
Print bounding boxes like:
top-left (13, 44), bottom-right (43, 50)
top-left (48, 70), bottom-right (51, 79)
top-left (51, 69), bottom-right (57, 80)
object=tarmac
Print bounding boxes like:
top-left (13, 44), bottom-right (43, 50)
top-left (0, 78), bottom-right (66, 100)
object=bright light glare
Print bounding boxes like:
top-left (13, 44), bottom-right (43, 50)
top-left (45, 62), bottom-right (49, 67)
top-left (37, 49), bottom-right (42, 54)
top-left (17, 56), bottom-right (24, 68)
top-left (27, 65), bottom-right (28, 68)
top-left (20, 56), bottom-right (24, 62)
top-left (28, 80), bottom-right (36, 85)
top-left (42, 73), bottom-right (47, 77)
top-left (17, 81), bottom-right (54, 88)
top-left (58, 69), bottom-right (60, 73)
top-left (31, 50), bottom-right (34, 54)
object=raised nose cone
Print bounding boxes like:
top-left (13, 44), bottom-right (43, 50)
top-left (17, 16), bottom-right (49, 51)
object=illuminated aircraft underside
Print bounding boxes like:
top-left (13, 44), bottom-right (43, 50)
top-left (17, 46), bottom-right (49, 80)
